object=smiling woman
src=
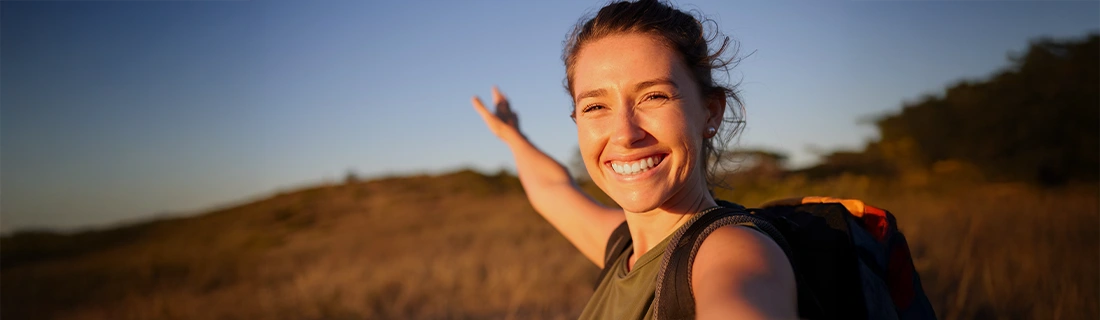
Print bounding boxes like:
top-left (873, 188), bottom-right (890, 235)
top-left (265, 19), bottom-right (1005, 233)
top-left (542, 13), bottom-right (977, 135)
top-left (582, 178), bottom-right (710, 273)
top-left (570, 33), bottom-right (718, 217)
top-left (471, 0), bottom-right (795, 319)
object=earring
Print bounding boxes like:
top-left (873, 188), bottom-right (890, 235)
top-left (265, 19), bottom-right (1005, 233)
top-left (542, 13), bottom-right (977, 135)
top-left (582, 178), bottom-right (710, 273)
top-left (706, 127), bottom-right (717, 136)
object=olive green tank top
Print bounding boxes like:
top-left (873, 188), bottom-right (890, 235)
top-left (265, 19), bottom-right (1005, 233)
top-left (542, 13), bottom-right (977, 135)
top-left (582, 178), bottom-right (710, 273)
top-left (578, 222), bottom-right (761, 320)
top-left (578, 233), bottom-right (673, 320)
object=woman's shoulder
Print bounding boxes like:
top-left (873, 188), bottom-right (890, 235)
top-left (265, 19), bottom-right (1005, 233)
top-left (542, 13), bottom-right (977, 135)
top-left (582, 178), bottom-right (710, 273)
top-left (690, 225), bottom-right (797, 319)
top-left (692, 225), bottom-right (791, 276)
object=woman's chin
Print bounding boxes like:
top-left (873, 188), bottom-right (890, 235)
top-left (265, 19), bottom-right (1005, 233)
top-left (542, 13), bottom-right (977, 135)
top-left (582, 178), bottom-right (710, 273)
top-left (609, 190), bottom-right (664, 214)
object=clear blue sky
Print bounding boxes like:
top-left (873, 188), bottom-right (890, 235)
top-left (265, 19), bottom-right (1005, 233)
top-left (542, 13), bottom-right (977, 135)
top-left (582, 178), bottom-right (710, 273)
top-left (2, 0), bottom-right (1097, 233)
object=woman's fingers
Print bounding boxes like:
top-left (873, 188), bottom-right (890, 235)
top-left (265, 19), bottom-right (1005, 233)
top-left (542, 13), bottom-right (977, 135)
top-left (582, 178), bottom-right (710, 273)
top-left (472, 86), bottom-right (523, 142)
top-left (492, 86), bottom-right (506, 106)
top-left (491, 86), bottom-right (518, 128)
top-left (471, 95), bottom-right (496, 125)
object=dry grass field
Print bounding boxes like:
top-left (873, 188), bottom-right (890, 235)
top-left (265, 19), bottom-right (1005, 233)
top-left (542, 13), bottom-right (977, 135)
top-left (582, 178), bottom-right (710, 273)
top-left (2, 169), bottom-right (1097, 319)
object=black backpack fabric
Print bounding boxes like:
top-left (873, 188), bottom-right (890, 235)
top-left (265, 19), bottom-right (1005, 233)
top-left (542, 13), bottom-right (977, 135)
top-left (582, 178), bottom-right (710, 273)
top-left (595, 198), bottom-right (937, 320)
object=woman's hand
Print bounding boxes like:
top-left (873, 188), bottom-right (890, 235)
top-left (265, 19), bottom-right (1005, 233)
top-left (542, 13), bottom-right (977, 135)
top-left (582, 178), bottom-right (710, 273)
top-left (471, 86), bottom-right (523, 143)
top-left (468, 85), bottom-right (625, 267)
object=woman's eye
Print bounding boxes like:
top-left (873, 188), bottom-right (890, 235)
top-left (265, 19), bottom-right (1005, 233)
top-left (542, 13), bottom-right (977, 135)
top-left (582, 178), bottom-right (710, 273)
top-left (582, 105), bottom-right (605, 113)
top-left (644, 93), bottom-right (670, 101)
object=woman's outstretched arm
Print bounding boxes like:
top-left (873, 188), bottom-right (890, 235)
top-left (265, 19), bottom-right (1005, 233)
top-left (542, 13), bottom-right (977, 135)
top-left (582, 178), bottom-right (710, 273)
top-left (472, 87), bottom-right (625, 267)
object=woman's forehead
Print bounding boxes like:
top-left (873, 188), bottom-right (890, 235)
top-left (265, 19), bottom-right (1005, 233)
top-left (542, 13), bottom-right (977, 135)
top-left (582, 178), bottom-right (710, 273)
top-left (572, 33), bottom-right (692, 95)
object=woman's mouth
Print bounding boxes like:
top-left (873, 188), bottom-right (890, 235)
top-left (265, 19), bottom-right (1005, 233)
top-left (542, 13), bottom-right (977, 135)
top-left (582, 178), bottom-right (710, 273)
top-left (609, 154), bottom-right (665, 176)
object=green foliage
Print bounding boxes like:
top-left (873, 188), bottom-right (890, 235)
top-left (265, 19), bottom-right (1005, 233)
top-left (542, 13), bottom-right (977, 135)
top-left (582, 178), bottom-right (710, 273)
top-left (866, 33), bottom-right (1099, 185)
top-left (794, 149), bottom-right (897, 180)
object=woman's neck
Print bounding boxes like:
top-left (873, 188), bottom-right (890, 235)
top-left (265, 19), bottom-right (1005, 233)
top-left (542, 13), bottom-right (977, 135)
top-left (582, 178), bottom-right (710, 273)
top-left (623, 187), bottom-right (717, 270)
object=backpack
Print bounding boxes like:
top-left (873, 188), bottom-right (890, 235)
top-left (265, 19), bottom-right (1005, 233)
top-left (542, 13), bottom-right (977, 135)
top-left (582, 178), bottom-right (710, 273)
top-left (595, 197), bottom-right (937, 320)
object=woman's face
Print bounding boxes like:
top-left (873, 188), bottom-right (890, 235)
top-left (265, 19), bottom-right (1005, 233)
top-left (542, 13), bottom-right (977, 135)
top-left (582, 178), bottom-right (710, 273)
top-left (571, 33), bottom-right (718, 213)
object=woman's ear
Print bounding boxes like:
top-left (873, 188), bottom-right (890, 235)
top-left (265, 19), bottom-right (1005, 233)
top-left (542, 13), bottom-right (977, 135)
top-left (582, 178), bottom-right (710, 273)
top-left (705, 91), bottom-right (726, 133)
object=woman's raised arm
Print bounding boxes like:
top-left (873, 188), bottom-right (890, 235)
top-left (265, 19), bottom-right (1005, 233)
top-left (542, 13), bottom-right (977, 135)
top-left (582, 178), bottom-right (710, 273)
top-left (471, 87), bottom-right (625, 267)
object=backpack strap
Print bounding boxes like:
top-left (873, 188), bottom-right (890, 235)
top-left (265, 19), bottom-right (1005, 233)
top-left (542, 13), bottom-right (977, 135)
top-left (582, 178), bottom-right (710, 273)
top-left (594, 220), bottom-right (632, 288)
top-left (653, 205), bottom-right (793, 320)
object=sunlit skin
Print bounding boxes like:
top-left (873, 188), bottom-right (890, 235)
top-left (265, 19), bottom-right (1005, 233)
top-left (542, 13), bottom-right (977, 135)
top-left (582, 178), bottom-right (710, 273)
top-left (571, 33), bottom-right (724, 253)
top-left (471, 31), bottom-right (796, 320)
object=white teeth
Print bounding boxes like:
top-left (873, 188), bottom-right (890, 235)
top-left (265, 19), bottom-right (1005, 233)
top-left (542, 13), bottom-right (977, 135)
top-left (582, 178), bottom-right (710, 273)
top-left (609, 155), bottom-right (662, 175)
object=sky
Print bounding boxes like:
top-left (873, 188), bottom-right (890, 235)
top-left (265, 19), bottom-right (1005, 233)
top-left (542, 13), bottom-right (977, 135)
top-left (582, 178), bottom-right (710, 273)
top-left (2, 0), bottom-right (1097, 233)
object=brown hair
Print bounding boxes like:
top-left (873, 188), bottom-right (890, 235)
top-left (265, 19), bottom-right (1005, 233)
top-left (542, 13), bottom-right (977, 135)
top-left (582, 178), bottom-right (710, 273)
top-left (563, 0), bottom-right (745, 190)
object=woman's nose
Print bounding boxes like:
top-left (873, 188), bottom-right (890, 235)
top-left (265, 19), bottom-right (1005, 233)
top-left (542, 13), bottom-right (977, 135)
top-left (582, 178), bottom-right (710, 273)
top-left (610, 109), bottom-right (646, 147)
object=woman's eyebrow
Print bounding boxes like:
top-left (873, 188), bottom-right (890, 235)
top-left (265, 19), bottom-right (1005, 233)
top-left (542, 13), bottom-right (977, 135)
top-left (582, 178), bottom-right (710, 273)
top-left (635, 78), bottom-right (678, 92)
top-left (575, 79), bottom-right (677, 101)
top-left (575, 88), bottom-right (607, 101)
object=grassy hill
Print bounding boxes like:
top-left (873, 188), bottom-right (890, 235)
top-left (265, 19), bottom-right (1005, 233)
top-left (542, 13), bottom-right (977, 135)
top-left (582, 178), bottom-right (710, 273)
top-left (2, 170), bottom-right (593, 319)
top-left (2, 169), bottom-right (1097, 319)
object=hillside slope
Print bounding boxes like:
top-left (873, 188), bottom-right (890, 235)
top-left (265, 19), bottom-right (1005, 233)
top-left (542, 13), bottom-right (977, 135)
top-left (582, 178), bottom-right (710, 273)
top-left (2, 170), bottom-right (596, 319)
top-left (2, 170), bottom-right (1097, 319)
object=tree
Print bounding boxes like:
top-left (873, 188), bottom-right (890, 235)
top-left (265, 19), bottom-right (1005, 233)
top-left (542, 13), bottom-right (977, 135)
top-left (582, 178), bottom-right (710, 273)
top-left (867, 33), bottom-right (1099, 185)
